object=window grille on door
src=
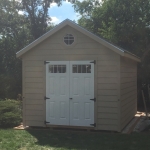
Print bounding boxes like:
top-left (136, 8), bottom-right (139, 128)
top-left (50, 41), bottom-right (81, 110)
top-left (72, 65), bottom-right (91, 73)
top-left (49, 65), bottom-right (66, 73)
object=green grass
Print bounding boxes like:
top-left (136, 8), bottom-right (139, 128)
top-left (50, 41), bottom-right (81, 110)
top-left (0, 129), bottom-right (150, 150)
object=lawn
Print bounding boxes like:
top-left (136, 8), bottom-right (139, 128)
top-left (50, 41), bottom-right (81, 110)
top-left (0, 129), bottom-right (150, 150)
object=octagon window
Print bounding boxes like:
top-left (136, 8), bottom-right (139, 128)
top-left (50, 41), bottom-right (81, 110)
top-left (64, 34), bottom-right (74, 45)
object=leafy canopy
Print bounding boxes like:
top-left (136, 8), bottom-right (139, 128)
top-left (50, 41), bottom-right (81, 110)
top-left (74, 0), bottom-right (150, 56)
top-left (0, 0), bottom-right (75, 99)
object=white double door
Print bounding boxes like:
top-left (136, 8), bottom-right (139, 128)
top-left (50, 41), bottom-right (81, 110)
top-left (46, 61), bottom-right (94, 127)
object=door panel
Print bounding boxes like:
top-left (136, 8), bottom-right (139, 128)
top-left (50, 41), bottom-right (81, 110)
top-left (72, 77), bottom-right (79, 95)
top-left (73, 102), bottom-right (79, 119)
top-left (84, 102), bottom-right (90, 119)
top-left (84, 77), bottom-right (90, 95)
top-left (70, 61), bottom-right (94, 127)
top-left (46, 61), bottom-right (69, 125)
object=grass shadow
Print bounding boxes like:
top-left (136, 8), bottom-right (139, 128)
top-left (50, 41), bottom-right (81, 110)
top-left (26, 128), bottom-right (150, 150)
top-left (27, 128), bottom-right (100, 150)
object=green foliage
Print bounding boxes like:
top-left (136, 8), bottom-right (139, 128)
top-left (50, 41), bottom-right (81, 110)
top-left (0, 0), bottom-right (76, 99)
top-left (0, 100), bottom-right (22, 128)
top-left (0, 74), bottom-right (22, 99)
top-left (21, 0), bottom-right (75, 39)
top-left (0, 0), bottom-right (32, 99)
top-left (74, 0), bottom-right (150, 103)
top-left (75, 0), bottom-right (150, 56)
top-left (75, 3), bottom-right (150, 74)
top-left (0, 1), bottom-right (35, 98)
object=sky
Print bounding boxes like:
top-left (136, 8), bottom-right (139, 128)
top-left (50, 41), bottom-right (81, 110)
top-left (17, 0), bottom-right (81, 24)
top-left (49, 1), bottom-right (81, 24)
top-left (17, 0), bottom-right (102, 25)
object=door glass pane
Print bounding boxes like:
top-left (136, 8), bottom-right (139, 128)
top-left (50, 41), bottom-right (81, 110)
top-left (78, 65), bottom-right (82, 73)
top-left (62, 65), bottom-right (66, 73)
top-left (72, 64), bottom-right (91, 73)
top-left (73, 65), bottom-right (77, 73)
top-left (86, 65), bottom-right (91, 73)
top-left (49, 65), bottom-right (66, 73)
top-left (82, 65), bottom-right (86, 73)
top-left (54, 65), bottom-right (58, 73)
top-left (49, 65), bottom-right (53, 73)
top-left (58, 65), bottom-right (62, 73)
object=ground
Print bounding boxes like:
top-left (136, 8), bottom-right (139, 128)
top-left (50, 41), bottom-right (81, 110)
top-left (0, 128), bottom-right (150, 150)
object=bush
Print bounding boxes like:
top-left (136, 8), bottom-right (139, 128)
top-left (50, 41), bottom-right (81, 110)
top-left (0, 74), bottom-right (22, 99)
top-left (0, 99), bottom-right (22, 128)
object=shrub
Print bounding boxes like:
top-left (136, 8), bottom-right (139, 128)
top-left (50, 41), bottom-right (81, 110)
top-left (0, 74), bottom-right (22, 99)
top-left (0, 99), bottom-right (22, 128)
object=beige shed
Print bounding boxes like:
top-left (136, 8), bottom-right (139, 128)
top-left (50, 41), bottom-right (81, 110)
top-left (16, 19), bottom-right (140, 132)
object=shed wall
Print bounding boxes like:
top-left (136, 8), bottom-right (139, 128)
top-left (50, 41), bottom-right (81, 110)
top-left (97, 54), bottom-right (120, 131)
top-left (120, 57), bottom-right (137, 130)
top-left (22, 26), bottom-right (120, 131)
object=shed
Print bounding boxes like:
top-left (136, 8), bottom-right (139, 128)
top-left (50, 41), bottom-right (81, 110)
top-left (16, 19), bottom-right (140, 132)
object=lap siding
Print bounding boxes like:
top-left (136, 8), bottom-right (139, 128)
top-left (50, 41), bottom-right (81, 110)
top-left (98, 107), bottom-right (118, 113)
top-left (25, 120), bottom-right (44, 126)
top-left (98, 101), bottom-right (118, 107)
top-left (98, 96), bottom-right (118, 101)
top-left (26, 104), bottom-right (44, 110)
top-left (26, 115), bottom-right (44, 121)
top-left (98, 83), bottom-right (118, 90)
top-left (98, 113), bottom-right (118, 119)
top-left (25, 110), bottom-right (43, 116)
top-left (97, 56), bottom-right (120, 131)
top-left (97, 125), bottom-right (118, 131)
top-left (120, 57), bottom-right (137, 130)
top-left (23, 59), bottom-right (45, 127)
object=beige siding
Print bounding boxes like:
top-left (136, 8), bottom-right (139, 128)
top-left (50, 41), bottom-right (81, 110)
top-left (22, 60), bottom-right (45, 126)
top-left (120, 57), bottom-right (137, 130)
top-left (97, 54), bottom-right (120, 131)
top-left (25, 120), bottom-right (44, 126)
top-left (22, 26), bottom-right (120, 131)
top-left (96, 125), bottom-right (118, 131)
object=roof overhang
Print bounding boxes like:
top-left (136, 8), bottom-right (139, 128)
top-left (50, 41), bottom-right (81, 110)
top-left (16, 19), bottom-right (141, 62)
top-left (124, 52), bottom-right (141, 62)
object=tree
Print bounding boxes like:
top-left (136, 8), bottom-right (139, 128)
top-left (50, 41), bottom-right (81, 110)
top-left (21, 0), bottom-right (77, 39)
top-left (74, 0), bottom-right (150, 56)
top-left (0, 0), bottom-right (32, 99)
top-left (0, 0), bottom-right (77, 99)
top-left (74, 0), bottom-right (150, 103)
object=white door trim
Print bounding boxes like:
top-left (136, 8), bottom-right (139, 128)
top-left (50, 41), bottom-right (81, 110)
top-left (46, 61), bottom-right (94, 127)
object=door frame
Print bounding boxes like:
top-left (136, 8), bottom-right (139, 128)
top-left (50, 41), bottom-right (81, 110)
top-left (45, 60), bottom-right (96, 127)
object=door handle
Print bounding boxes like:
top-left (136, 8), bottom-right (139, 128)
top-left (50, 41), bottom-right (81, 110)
top-left (69, 98), bottom-right (73, 100)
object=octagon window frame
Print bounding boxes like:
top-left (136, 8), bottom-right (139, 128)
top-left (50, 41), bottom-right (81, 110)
top-left (64, 34), bottom-right (74, 45)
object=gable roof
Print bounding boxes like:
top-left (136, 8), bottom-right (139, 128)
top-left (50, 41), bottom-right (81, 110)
top-left (16, 19), bottom-right (140, 62)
